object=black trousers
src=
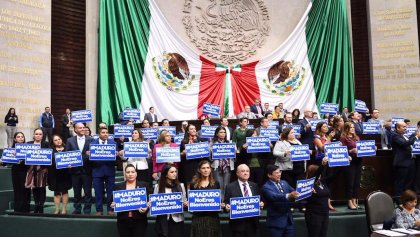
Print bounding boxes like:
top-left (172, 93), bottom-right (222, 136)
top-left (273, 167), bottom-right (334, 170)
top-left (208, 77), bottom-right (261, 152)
top-left (117, 218), bottom-right (147, 237)
top-left (231, 224), bottom-right (257, 237)
top-left (249, 167), bottom-right (265, 188)
top-left (32, 187), bottom-right (46, 213)
top-left (11, 164), bottom-right (30, 213)
top-left (305, 212), bottom-right (329, 237)
top-left (72, 174), bottom-right (93, 214)
top-left (394, 165), bottom-right (415, 202)
top-left (345, 161), bottom-right (362, 199)
top-left (41, 127), bottom-right (53, 143)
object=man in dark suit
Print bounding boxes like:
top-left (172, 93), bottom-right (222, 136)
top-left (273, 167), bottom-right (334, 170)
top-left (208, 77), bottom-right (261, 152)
top-left (220, 117), bottom-right (234, 141)
top-left (250, 98), bottom-right (264, 118)
top-left (263, 102), bottom-right (272, 116)
top-left (261, 165), bottom-right (299, 237)
top-left (65, 122), bottom-right (93, 214)
top-left (144, 106), bottom-right (158, 123)
top-left (90, 127), bottom-right (117, 216)
top-left (39, 106), bottom-right (55, 143)
top-left (298, 109), bottom-right (314, 150)
top-left (224, 164), bottom-right (264, 237)
top-left (341, 107), bottom-right (349, 122)
top-left (349, 112), bottom-right (363, 135)
top-left (62, 108), bottom-right (72, 139)
top-left (392, 121), bottom-right (420, 203)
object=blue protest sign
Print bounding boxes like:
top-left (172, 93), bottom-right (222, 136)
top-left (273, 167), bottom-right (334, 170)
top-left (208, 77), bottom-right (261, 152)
top-left (412, 140), bottom-right (420, 155)
top-left (362, 122), bottom-right (381, 134)
top-left (282, 124), bottom-right (301, 134)
top-left (185, 142), bottom-right (210, 160)
top-left (124, 142), bottom-right (149, 159)
top-left (114, 124), bottom-right (134, 138)
top-left (55, 151), bottom-right (83, 169)
top-left (235, 124), bottom-right (255, 129)
top-left (188, 189), bottom-right (221, 212)
top-left (326, 146), bottom-right (350, 167)
top-left (319, 103), bottom-right (338, 114)
top-left (406, 126), bottom-right (417, 136)
top-left (15, 143), bottom-right (41, 160)
top-left (260, 128), bottom-right (279, 142)
top-left (309, 119), bottom-right (326, 131)
top-left (324, 142), bottom-right (341, 151)
top-left (25, 148), bottom-right (53, 165)
top-left (354, 100), bottom-right (368, 113)
top-left (174, 134), bottom-right (184, 145)
top-left (141, 128), bottom-right (158, 140)
top-left (229, 196), bottom-right (260, 219)
top-left (1, 148), bottom-right (19, 164)
top-left (212, 143), bottom-right (236, 159)
top-left (89, 144), bottom-right (117, 161)
top-left (392, 117), bottom-right (405, 129)
top-left (269, 121), bottom-right (279, 129)
top-left (122, 109), bottom-right (141, 120)
top-left (356, 140), bottom-right (376, 157)
top-left (113, 188), bottom-right (147, 212)
top-left (159, 126), bottom-right (177, 137)
top-left (71, 110), bottom-right (93, 123)
top-left (149, 192), bottom-right (183, 216)
top-left (203, 103), bottom-right (221, 117)
top-left (246, 137), bottom-right (271, 153)
top-left (291, 144), bottom-right (310, 161)
top-left (156, 147), bottom-right (181, 163)
top-left (296, 177), bottom-right (315, 201)
top-left (200, 126), bottom-right (218, 138)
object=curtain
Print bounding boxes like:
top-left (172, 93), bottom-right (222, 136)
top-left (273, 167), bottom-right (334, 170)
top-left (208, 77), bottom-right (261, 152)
top-left (306, 0), bottom-right (355, 111)
top-left (97, 0), bottom-right (150, 124)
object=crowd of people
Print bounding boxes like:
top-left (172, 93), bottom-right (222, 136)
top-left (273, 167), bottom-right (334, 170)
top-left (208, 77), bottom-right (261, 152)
top-left (2, 101), bottom-right (420, 237)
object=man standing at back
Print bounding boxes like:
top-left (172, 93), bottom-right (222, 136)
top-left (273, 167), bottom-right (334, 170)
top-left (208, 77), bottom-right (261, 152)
top-left (298, 109), bottom-right (314, 150)
top-left (39, 106), bottom-right (55, 143)
top-left (65, 122), bottom-right (93, 214)
top-left (144, 106), bottom-right (158, 123)
top-left (261, 165), bottom-right (299, 237)
top-left (224, 164), bottom-right (263, 237)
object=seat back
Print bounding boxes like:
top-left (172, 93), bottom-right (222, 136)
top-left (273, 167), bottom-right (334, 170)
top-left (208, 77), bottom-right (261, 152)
top-left (365, 191), bottom-right (395, 235)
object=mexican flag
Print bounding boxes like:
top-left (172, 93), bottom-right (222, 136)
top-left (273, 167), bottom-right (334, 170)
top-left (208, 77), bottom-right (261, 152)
top-left (98, 0), bottom-right (354, 124)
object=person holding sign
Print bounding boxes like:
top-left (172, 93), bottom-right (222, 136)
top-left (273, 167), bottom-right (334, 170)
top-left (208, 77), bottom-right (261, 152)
top-left (211, 126), bottom-right (234, 198)
top-left (152, 130), bottom-right (179, 181)
top-left (189, 160), bottom-right (222, 237)
top-left (111, 164), bottom-right (150, 237)
top-left (392, 122), bottom-right (420, 204)
top-left (153, 164), bottom-right (187, 237)
top-left (11, 132), bottom-right (31, 213)
top-left (25, 128), bottom-right (49, 213)
top-left (224, 164), bottom-right (263, 237)
top-left (273, 128), bottom-right (305, 192)
top-left (305, 160), bottom-right (330, 237)
top-left (313, 122), bottom-right (335, 166)
top-left (339, 122), bottom-right (361, 210)
top-left (243, 129), bottom-right (265, 187)
top-left (180, 124), bottom-right (207, 185)
top-left (261, 165), bottom-right (299, 237)
top-left (298, 109), bottom-right (315, 151)
top-left (49, 135), bottom-right (72, 214)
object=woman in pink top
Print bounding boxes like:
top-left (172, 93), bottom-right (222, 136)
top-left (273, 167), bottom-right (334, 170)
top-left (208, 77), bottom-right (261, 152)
top-left (152, 130), bottom-right (179, 181)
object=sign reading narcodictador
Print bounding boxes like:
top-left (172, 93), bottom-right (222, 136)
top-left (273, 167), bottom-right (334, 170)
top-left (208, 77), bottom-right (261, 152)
top-left (113, 188), bottom-right (147, 212)
top-left (188, 189), bottom-right (221, 212)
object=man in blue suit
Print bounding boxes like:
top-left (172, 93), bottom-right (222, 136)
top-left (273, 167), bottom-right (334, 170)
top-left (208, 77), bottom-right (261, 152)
top-left (89, 127), bottom-right (117, 216)
top-left (261, 165), bottom-right (299, 237)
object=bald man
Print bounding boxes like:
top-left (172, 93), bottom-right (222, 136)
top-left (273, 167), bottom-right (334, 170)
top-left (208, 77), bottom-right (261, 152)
top-left (392, 121), bottom-right (420, 203)
top-left (224, 164), bottom-right (263, 237)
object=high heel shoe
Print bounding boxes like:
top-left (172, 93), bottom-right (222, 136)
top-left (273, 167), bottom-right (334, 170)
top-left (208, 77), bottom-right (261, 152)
top-left (328, 206), bottom-right (336, 211)
top-left (347, 205), bottom-right (357, 210)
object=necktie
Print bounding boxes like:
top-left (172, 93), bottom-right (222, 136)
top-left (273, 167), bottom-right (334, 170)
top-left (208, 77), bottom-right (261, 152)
top-left (276, 181), bottom-right (284, 193)
top-left (243, 183), bottom-right (249, 197)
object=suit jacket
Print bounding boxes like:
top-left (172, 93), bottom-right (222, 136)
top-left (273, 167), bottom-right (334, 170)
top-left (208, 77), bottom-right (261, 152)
top-left (298, 118), bottom-right (314, 150)
top-left (224, 180), bottom-right (260, 232)
top-left (352, 121), bottom-right (363, 135)
top-left (250, 105), bottom-right (264, 117)
top-left (223, 126), bottom-right (234, 141)
top-left (237, 111), bottom-right (257, 119)
top-left (341, 112), bottom-right (349, 122)
top-left (114, 181), bottom-right (151, 220)
top-left (89, 138), bottom-right (116, 177)
top-left (62, 113), bottom-right (70, 126)
top-left (392, 133), bottom-right (417, 168)
top-left (65, 135), bottom-right (93, 175)
top-left (261, 180), bottom-right (294, 228)
top-left (144, 112), bottom-right (158, 123)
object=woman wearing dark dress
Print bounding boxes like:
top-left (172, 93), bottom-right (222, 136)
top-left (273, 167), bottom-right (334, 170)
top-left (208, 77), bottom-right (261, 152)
top-left (189, 160), bottom-right (223, 237)
top-left (49, 134), bottom-right (72, 214)
top-left (154, 164), bottom-right (187, 237)
top-left (111, 164), bottom-right (150, 237)
top-left (4, 107), bottom-right (18, 148)
top-left (305, 159), bottom-right (330, 237)
top-left (26, 128), bottom-right (50, 213)
top-left (180, 124), bottom-right (208, 185)
top-left (11, 132), bottom-right (31, 213)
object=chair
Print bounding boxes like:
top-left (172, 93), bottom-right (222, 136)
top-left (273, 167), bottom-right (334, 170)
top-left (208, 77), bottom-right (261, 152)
top-left (365, 191), bottom-right (395, 236)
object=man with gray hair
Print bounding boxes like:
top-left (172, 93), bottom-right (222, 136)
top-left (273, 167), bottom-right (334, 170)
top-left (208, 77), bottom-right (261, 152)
top-left (237, 105), bottom-right (257, 119)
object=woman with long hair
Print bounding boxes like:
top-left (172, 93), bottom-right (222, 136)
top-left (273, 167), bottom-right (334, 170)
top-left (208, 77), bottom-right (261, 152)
top-left (152, 130), bottom-right (179, 181)
top-left (11, 132), bottom-right (30, 212)
top-left (291, 108), bottom-right (301, 120)
top-left (49, 134), bottom-right (72, 214)
top-left (340, 122), bottom-right (361, 210)
top-left (331, 115), bottom-right (344, 142)
top-left (242, 129), bottom-right (265, 187)
top-left (189, 160), bottom-right (222, 237)
top-left (232, 117), bottom-right (249, 166)
top-left (26, 128), bottom-right (49, 213)
top-left (154, 164), bottom-right (187, 237)
top-left (4, 108), bottom-right (18, 147)
top-left (210, 126), bottom-right (234, 197)
top-left (111, 164), bottom-right (150, 237)
top-left (180, 124), bottom-right (207, 184)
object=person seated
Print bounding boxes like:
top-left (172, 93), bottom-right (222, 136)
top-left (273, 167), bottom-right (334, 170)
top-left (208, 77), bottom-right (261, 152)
top-left (393, 189), bottom-right (420, 229)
